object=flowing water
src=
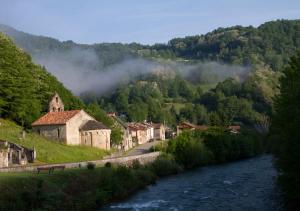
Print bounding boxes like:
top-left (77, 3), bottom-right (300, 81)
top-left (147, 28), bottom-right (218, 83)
top-left (102, 155), bottom-right (284, 211)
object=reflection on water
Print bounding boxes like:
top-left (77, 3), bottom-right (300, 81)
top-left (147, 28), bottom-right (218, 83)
top-left (102, 155), bottom-right (284, 211)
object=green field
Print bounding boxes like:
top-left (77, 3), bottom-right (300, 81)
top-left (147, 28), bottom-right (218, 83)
top-left (0, 119), bottom-right (109, 164)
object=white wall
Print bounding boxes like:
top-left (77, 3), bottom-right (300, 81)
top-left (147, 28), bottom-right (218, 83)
top-left (66, 110), bottom-right (94, 145)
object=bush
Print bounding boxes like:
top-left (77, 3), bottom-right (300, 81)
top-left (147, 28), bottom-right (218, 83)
top-left (167, 129), bottom-right (262, 168)
top-left (149, 142), bottom-right (168, 152)
top-left (150, 154), bottom-right (181, 176)
top-left (87, 162), bottom-right (95, 170)
top-left (202, 127), bottom-right (263, 163)
top-left (105, 162), bottom-right (112, 168)
top-left (131, 159), bottom-right (141, 169)
top-left (167, 131), bottom-right (213, 169)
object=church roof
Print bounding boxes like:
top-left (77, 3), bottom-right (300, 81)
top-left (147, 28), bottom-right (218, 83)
top-left (32, 110), bottom-right (81, 126)
top-left (80, 120), bottom-right (110, 131)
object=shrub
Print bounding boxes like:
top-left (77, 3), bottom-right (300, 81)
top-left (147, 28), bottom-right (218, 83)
top-left (131, 159), bottom-right (141, 169)
top-left (105, 162), bottom-right (112, 168)
top-left (202, 127), bottom-right (263, 162)
top-left (150, 154), bottom-right (181, 176)
top-left (87, 162), bottom-right (95, 170)
top-left (150, 142), bottom-right (168, 152)
top-left (167, 131), bottom-right (212, 169)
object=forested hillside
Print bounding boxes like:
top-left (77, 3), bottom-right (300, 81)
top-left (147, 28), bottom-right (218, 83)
top-left (144, 19), bottom-right (300, 71)
top-left (97, 66), bottom-right (279, 127)
top-left (1, 19), bottom-right (300, 71)
top-left (0, 32), bottom-right (83, 127)
top-left (0, 20), bottom-right (297, 128)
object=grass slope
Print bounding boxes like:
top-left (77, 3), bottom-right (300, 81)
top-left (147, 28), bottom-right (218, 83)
top-left (0, 119), bottom-right (109, 164)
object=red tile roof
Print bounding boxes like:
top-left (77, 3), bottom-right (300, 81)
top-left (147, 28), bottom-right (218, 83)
top-left (128, 123), bottom-right (147, 131)
top-left (177, 122), bottom-right (208, 131)
top-left (32, 110), bottom-right (81, 126)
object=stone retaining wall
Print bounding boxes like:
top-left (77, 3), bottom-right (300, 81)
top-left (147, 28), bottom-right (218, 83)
top-left (0, 152), bottom-right (161, 173)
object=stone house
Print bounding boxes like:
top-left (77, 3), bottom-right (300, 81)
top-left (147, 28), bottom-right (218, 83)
top-left (0, 140), bottom-right (35, 168)
top-left (128, 123), bottom-right (148, 145)
top-left (32, 93), bottom-right (111, 150)
top-left (152, 123), bottom-right (166, 140)
top-left (142, 122), bottom-right (154, 142)
top-left (107, 112), bottom-right (133, 151)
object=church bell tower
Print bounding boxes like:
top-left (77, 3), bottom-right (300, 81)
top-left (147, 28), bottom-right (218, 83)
top-left (48, 92), bottom-right (64, 112)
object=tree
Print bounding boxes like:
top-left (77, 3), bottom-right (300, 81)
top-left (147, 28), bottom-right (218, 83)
top-left (272, 51), bottom-right (300, 208)
top-left (111, 129), bottom-right (123, 147)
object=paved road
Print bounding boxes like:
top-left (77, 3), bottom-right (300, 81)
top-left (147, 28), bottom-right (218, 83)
top-left (126, 140), bottom-right (166, 156)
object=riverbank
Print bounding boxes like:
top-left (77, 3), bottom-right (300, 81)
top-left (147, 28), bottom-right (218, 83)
top-left (0, 154), bottom-right (180, 211)
top-left (104, 155), bottom-right (284, 210)
top-left (0, 129), bottom-right (265, 210)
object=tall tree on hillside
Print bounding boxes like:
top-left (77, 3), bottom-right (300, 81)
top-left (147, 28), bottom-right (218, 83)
top-left (272, 51), bottom-right (300, 208)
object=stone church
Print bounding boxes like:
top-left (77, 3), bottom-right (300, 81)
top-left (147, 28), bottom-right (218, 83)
top-left (32, 93), bottom-right (111, 150)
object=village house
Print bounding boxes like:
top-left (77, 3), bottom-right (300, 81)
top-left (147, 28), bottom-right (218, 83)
top-left (32, 93), bottom-right (111, 150)
top-left (142, 122), bottom-right (154, 142)
top-left (128, 123), bottom-right (148, 145)
top-left (152, 123), bottom-right (166, 140)
top-left (107, 112), bottom-right (133, 150)
top-left (177, 122), bottom-right (208, 135)
top-left (0, 140), bottom-right (35, 167)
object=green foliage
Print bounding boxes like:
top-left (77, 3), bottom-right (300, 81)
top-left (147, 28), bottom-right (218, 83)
top-left (202, 127), bottom-right (263, 163)
top-left (167, 131), bottom-right (214, 169)
top-left (149, 153), bottom-right (181, 176)
top-left (149, 20), bottom-right (300, 71)
top-left (87, 162), bottom-right (96, 170)
top-left (271, 51), bottom-right (300, 208)
top-left (110, 128), bottom-right (124, 147)
top-left (100, 69), bottom-right (276, 128)
top-left (0, 33), bottom-right (83, 127)
top-left (0, 165), bottom-right (156, 210)
top-left (168, 129), bottom-right (263, 168)
top-left (3, 20), bottom-right (299, 72)
top-left (85, 102), bottom-right (113, 127)
top-left (105, 162), bottom-right (112, 168)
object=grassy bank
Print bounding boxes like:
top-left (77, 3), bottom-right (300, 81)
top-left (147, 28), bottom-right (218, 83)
top-left (0, 119), bottom-right (108, 163)
top-left (0, 155), bottom-right (180, 211)
top-left (0, 127), bottom-right (264, 210)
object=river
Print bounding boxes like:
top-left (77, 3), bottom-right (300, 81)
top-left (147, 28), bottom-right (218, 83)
top-left (103, 155), bottom-right (284, 211)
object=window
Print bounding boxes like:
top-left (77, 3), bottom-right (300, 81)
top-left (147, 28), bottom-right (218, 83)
top-left (56, 97), bottom-right (58, 103)
top-left (57, 128), bottom-right (60, 138)
top-left (38, 129), bottom-right (41, 135)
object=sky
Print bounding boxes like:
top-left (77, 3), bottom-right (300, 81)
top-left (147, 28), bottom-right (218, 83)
top-left (0, 0), bottom-right (299, 44)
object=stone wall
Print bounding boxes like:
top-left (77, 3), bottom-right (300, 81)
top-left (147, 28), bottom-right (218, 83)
top-left (80, 129), bottom-right (111, 150)
top-left (32, 125), bottom-right (66, 143)
top-left (0, 152), bottom-right (161, 173)
top-left (0, 150), bottom-right (8, 168)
